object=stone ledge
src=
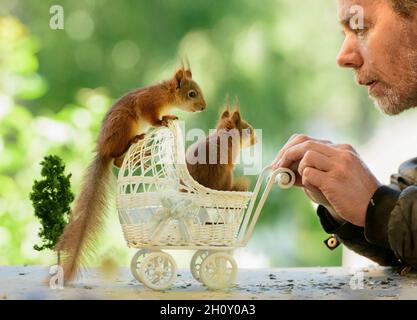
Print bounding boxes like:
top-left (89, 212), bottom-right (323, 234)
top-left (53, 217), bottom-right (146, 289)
top-left (0, 266), bottom-right (416, 300)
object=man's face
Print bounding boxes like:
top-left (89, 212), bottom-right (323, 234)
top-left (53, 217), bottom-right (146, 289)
top-left (337, 0), bottom-right (417, 115)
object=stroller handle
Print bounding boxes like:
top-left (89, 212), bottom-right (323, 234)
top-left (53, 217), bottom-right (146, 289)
top-left (238, 166), bottom-right (295, 245)
top-left (272, 167), bottom-right (296, 189)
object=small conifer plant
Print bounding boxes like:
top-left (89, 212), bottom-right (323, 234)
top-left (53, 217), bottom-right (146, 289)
top-left (30, 155), bottom-right (74, 264)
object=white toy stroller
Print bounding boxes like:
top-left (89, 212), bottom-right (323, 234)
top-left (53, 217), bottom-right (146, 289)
top-left (115, 120), bottom-right (295, 291)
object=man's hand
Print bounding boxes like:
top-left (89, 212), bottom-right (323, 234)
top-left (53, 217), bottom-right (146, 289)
top-left (271, 134), bottom-right (381, 226)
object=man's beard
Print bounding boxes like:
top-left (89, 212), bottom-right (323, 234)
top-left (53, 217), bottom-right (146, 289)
top-left (371, 52), bottom-right (417, 115)
top-left (371, 88), bottom-right (417, 115)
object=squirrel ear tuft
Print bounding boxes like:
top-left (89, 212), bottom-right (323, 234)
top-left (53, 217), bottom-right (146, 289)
top-left (221, 108), bottom-right (230, 119)
top-left (184, 56), bottom-right (191, 78)
top-left (231, 110), bottom-right (241, 125)
top-left (233, 95), bottom-right (240, 110)
top-left (174, 69), bottom-right (184, 89)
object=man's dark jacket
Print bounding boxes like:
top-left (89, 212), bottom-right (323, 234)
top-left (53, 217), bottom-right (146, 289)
top-left (318, 157), bottom-right (417, 268)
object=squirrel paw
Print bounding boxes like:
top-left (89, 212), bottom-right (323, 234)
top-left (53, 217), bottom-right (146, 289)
top-left (130, 133), bottom-right (146, 144)
top-left (160, 115), bottom-right (178, 126)
top-left (162, 115), bottom-right (178, 121)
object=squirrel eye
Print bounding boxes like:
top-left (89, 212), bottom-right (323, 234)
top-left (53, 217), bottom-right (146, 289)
top-left (188, 90), bottom-right (197, 98)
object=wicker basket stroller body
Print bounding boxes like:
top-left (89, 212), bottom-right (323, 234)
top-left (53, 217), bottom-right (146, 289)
top-left (116, 120), bottom-right (295, 290)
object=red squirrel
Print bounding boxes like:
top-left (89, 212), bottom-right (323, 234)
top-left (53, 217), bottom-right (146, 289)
top-left (56, 67), bottom-right (206, 282)
top-left (186, 100), bottom-right (256, 192)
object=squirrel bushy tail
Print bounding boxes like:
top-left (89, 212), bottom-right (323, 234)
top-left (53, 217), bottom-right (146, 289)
top-left (56, 153), bottom-right (113, 282)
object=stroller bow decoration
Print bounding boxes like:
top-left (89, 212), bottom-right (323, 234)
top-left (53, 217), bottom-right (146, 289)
top-left (150, 191), bottom-right (200, 242)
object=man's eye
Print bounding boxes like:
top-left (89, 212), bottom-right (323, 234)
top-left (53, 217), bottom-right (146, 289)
top-left (353, 27), bottom-right (368, 36)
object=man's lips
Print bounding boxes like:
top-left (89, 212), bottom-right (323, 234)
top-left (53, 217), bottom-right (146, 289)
top-left (366, 80), bottom-right (382, 96)
top-left (358, 78), bottom-right (377, 86)
top-left (356, 77), bottom-right (382, 95)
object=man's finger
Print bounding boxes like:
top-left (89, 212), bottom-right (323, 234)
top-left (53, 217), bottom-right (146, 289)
top-left (334, 143), bottom-right (357, 154)
top-left (278, 140), bottom-right (338, 169)
top-left (288, 161), bottom-right (303, 187)
top-left (298, 150), bottom-right (333, 176)
top-left (303, 184), bottom-right (323, 200)
top-left (301, 166), bottom-right (326, 190)
top-left (271, 134), bottom-right (310, 167)
top-left (271, 135), bottom-right (333, 169)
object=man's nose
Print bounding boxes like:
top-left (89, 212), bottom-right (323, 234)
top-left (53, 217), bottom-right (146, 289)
top-left (336, 37), bottom-right (363, 69)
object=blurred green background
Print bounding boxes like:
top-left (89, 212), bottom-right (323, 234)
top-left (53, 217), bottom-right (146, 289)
top-left (0, 0), bottom-right (382, 268)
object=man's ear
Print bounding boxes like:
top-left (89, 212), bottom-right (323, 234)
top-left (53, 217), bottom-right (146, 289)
top-left (174, 69), bottom-right (185, 89)
top-left (231, 110), bottom-right (241, 125)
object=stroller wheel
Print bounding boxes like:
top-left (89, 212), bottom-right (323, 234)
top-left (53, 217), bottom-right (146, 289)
top-left (190, 250), bottom-right (209, 282)
top-left (139, 251), bottom-right (177, 291)
top-left (199, 252), bottom-right (237, 290)
top-left (130, 249), bottom-right (153, 283)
